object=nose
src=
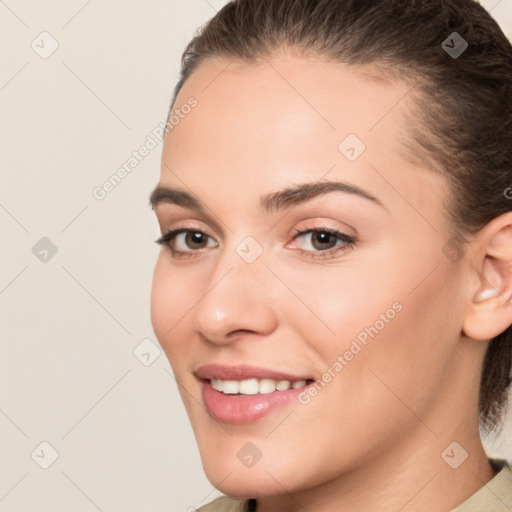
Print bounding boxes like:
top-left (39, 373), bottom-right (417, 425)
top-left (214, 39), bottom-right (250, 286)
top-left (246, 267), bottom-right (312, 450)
top-left (192, 250), bottom-right (279, 345)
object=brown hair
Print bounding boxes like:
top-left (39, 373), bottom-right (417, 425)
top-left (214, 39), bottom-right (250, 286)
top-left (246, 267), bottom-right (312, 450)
top-left (169, 0), bottom-right (512, 433)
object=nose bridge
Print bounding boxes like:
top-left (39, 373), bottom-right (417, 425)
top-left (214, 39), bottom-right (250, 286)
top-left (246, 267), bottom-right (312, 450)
top-left (191, 236), bottom-right (276, 342)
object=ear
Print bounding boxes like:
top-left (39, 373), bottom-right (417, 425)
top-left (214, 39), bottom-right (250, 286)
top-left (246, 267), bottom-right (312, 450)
top-left (462, 211), bottom-right (512, 340)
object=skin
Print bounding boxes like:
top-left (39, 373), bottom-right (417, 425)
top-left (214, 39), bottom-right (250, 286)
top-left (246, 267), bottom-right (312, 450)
top-left (150, 55), bottom-right (512, 512)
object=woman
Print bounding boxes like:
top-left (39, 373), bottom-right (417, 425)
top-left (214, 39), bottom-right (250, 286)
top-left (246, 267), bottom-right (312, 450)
top-left (149, 0), bottom-right (512, 510)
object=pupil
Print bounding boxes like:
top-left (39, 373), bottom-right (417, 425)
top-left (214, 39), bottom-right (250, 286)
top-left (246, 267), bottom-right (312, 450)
top-left (189, 232), bottom-right (206, 247)
top-left (314, 231), bottom-right (334, 250)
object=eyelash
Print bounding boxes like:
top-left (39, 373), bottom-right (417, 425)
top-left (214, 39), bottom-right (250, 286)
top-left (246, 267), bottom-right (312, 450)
top-left (154, 226), bottom-right (357, 261)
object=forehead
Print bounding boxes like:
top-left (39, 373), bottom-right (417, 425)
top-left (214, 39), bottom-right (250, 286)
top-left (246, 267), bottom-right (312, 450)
top-left (169, 55), bottom-right (412, 155)
top-left (161, 55), bottom-right (447, 222)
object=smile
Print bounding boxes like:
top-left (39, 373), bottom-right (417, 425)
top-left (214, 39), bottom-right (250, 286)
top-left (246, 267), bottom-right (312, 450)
top-left (209, 377), bottom-right (314, 395)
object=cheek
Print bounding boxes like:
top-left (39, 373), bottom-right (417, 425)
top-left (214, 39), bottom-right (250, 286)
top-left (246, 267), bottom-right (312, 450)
top-left (335, 263), bottom-right (460, 419)
top-left (272, 256), bottom-right (395, 356)
top-left (283, 243), bottom-right (461, 409)
top-left (365, 263), bottom-right (463, 389)
top-left (150, 258), bottom-right (171, 343)
top-left (272, 259), bottom-right (461, 477)
top-left (150, 256), bottom-right (197, 360)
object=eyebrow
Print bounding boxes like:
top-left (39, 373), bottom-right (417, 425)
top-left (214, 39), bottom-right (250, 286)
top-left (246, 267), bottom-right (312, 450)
top-left (149, 180), bottom-right (385, 214)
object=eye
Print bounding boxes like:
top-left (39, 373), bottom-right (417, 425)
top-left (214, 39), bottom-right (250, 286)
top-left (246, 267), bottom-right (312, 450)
top-left (288, 227), bottom-right (357, 260)
top-left (155, 228), bottom-right (217, 258)
top-left (155, 226), bottom-right (357, 261)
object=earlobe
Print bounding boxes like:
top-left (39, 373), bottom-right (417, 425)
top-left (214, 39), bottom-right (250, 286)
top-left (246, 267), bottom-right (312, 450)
top-left (462, 213), bottom-right (512, 341)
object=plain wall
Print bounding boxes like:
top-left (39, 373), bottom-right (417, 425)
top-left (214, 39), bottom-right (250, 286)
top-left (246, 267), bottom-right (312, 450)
top-left (1, 1), bottom-right (511, 510)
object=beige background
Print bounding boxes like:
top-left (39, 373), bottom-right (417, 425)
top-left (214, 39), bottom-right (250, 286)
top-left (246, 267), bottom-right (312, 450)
top-left (1, 1), bottom-right (512, 511)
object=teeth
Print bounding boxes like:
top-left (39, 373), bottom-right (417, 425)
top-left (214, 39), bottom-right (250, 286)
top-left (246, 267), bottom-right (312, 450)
top-left (211, 378), bottom-right (223, 392)
top-left (276, 380), bottom-right (291, 391)
top-left (239, 378), bottom-right (259, 395)
top-left (222, 380), bottom-right (239, 394)
top-left (258, 379), bottom-right (275, 394)
top-left (210, 378), bottom-right (309, 395)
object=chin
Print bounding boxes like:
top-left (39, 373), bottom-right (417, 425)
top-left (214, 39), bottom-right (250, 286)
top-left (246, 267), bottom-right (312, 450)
top-left (204, 470), bottom-right (284, 498)
top-left (201, 455), bottom-right (311, 498)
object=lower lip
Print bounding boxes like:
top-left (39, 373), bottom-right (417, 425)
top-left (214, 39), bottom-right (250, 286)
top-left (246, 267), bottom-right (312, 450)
top-left (201, 379), bottom-right (312, 424)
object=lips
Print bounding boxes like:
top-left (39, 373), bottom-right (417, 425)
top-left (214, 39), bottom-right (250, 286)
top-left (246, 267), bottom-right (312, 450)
top-left (194, 363), bottom-right (316, 424)
top-left (194, 363), bottom-right (314, 382)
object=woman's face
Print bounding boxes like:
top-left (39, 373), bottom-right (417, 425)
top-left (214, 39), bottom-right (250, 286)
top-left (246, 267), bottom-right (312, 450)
top-left (150, 56), bottom-right (471, 496)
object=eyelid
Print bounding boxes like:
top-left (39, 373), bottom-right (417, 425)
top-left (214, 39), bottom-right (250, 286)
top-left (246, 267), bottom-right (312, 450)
top-left (154, 205), bottom-right (226, 238)
top-left (291, 216), bottom-right (357, 236)
top-left (155, 228), bottom-right (218, 259)
top-left (286, 226), bottom-right (356, 254)
top-left (158, 220), bottom-right (217, 239)
top-left (155, 223), bottom-right (357, 263)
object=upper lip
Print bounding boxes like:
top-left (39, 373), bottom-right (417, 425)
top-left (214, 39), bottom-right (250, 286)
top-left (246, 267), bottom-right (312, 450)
top-left (195, 364), bottom-right (313, 382)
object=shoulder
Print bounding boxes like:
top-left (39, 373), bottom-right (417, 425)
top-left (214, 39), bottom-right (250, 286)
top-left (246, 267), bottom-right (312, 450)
top-left (451, 458), bottom-right (512, 511)
top-left (482, 459), bottom-right (512, 510)
top-left (196, 495), bottom-right (247, 512)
